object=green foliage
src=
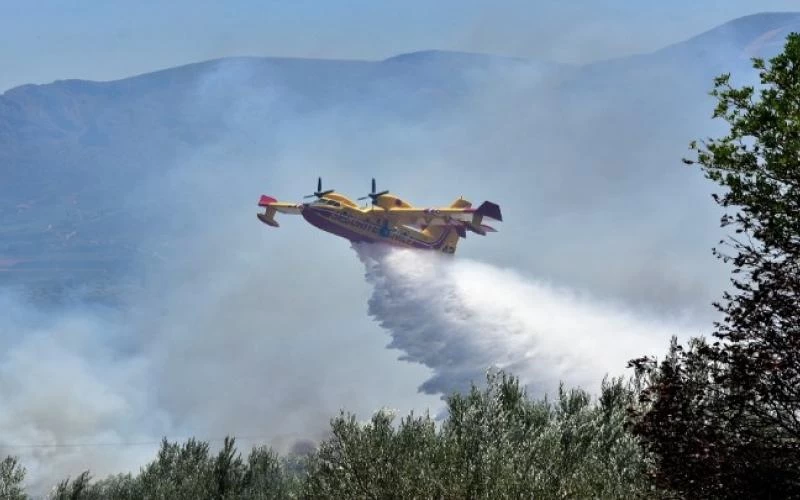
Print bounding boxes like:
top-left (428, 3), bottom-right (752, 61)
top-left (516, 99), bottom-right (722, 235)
top-left (633, 32), bottom-right (800, 498)
top-left (0, 456), bottom-right (28, 500)
top-left (305, 407), bottom-right (444, 498)
top-left (241, 446), bottom-right (303, 500)
top-left (52, 471), bottom-right (92, 500)
top-left (4, 371), bottom-right (650, 499)
top-left (39, 437), bottom-right (301, 500)
top-left (73, 473), bottom-right (139, 500)
top-left (305, 370), bottom-right (652, 499)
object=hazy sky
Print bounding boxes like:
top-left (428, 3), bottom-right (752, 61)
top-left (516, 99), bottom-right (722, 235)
top-left (1, 1), bottom-right (798, 91)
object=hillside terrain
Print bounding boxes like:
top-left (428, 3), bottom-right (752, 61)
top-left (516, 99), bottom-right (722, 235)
top-left (2, 12), bottom-right (799, 305)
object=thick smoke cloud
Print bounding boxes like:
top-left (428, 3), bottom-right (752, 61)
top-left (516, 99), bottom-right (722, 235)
top-left (0, 292), bottom-right (169, 495)
top-left (356, 244), bottom-right (700, 397)
top-left (0, 230), bottom-right (441, 495)
top-left (0, 61), bottom-right (443, 494)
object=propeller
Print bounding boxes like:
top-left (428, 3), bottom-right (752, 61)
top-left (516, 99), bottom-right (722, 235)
top-left (303, 177), bottom-right (334, 199)
top-left (357, 178), bottom-right (389, 205)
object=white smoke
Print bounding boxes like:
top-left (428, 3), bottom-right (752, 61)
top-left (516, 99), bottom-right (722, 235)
top-left (0, 236), bottom-right (442, 495)
top-left (355, 243), bottom-right (700, 398)
top-left (0, 292), bottom-right (170, 496)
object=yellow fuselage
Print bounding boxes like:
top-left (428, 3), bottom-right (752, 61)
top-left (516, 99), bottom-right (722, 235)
top-left (300, 194), bottom-right (459, 253)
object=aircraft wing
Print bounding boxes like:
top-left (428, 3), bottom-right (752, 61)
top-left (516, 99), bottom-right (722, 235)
top-left (386, 207), bottom-right (474, 224)
top-left (386, 201), bottom-right (502, 235)
top-left (257, 195), bottom-right (303, 227)
top-left (386, 201), bottom-right (502, 223)
top-left (258, 195), bottom-right (303, 214)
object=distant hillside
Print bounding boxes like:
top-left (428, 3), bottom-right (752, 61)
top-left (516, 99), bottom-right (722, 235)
top-left (0, 51), bottom-right (538, 297)
top-left (1, 11), bottom-right (798, 300)
top-left (657, 12), bottom-right (800, 61)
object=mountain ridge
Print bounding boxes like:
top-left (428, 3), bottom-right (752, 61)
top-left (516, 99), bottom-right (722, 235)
top-left (2, 11), bottom-right (800, 299)
top-left (4, 11), bottom-right (800, 97)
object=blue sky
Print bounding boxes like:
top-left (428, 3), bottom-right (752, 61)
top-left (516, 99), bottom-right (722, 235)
top-left (1, 1), bottom-right (798, 91)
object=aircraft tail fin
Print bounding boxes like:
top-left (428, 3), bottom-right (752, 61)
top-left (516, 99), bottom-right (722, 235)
top-left (461, 201), bottom-right (501, 236)
top-left (474, 201), bottom-right (502, 222)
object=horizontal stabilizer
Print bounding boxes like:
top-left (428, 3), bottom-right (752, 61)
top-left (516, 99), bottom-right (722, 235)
top-left (463, 221), bottom-right (498, 236)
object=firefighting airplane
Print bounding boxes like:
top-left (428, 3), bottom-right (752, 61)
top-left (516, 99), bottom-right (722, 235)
top-left (257, 178), bottom-right (502, 254)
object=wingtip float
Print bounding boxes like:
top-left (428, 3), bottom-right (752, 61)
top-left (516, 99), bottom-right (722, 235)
top-left (257, 177), bottom-right (502, 254)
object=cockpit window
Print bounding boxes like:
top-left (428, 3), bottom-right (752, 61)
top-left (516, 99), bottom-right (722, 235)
top-left (315, 199), bottom-right (340, 207)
